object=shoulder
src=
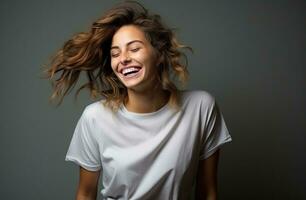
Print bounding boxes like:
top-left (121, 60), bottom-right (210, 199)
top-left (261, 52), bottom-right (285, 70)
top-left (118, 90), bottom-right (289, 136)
top-left (82, 99), bottom-right (110, 119)
top-left (181, 90), bottom-right (216, 108)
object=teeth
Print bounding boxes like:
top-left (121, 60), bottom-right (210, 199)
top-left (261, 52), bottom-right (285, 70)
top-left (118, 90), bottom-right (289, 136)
top-left (122, 67), bottom-right (140, 75)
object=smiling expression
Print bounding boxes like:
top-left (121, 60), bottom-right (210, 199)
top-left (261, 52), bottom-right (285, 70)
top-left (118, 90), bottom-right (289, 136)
top-left (110, 25), bottom-right (159, 92)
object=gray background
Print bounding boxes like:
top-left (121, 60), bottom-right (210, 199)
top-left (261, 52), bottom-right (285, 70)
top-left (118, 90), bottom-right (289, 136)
top-left (0, 0), bottom-right (305, 199)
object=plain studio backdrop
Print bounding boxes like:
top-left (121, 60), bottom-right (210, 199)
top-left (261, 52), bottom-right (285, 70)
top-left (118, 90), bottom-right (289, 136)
top-left (0, 0), bottom-right (305, 199)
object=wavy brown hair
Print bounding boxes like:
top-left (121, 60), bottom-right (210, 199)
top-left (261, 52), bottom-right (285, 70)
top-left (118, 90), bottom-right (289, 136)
top-left (43, 0), bottom-right (191, 110)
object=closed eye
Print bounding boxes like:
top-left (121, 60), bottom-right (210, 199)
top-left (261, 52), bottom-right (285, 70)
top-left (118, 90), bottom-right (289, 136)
top-left (130, 48), bottom-right (140, 52)
top-left (111, 53), bottom-right (120, 58)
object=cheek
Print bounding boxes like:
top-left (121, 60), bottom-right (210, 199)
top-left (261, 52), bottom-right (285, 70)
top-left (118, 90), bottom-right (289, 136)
top-left (143, 54), bottom-right (158, 70)
top-left (110, 58), bottom-right (117, 71)
top-left (136, 51), bottom-right (155, 66)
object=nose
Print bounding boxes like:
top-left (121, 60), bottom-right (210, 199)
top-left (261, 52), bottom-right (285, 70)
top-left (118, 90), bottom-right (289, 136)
top-left (120, 51), bottom-right (131, 65)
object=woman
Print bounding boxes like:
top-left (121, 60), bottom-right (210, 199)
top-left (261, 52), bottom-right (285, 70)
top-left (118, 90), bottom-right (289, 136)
top-left (45, 1), bottom-right (232, 199)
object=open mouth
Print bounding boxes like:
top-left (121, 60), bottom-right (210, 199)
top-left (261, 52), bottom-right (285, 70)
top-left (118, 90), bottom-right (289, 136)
top-left (121, 67), bottom-right (142, 77)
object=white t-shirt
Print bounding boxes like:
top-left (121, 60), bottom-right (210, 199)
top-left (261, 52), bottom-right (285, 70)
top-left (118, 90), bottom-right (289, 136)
top-left (65, 90), bottom-right (232, 199)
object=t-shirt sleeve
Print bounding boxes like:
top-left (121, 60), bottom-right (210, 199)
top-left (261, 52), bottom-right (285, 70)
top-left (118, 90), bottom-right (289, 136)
top-left (65, 108), bottom-right (102, 171)
top-left (199, 97), bottom-right (232, 160)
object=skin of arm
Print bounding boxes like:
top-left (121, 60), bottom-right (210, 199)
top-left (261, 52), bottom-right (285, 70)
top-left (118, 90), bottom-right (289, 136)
top-left (195, 149), bottom-right (220, 200)
top-left (76, 167), bottom-right (101, 200)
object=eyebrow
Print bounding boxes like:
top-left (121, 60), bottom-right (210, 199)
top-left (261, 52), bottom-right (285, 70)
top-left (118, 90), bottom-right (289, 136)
top-left (110, 40), bottom-right (144, 50)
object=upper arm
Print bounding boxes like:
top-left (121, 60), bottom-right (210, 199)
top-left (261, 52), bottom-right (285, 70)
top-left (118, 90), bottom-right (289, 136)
top-left (76, 167), bottom-right (101, 199)
top-left (196, 149), bottom-right (220, 200)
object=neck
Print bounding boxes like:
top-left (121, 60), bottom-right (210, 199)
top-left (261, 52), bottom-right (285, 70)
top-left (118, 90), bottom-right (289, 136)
top-left (125, 87), bottom-right (170, 113)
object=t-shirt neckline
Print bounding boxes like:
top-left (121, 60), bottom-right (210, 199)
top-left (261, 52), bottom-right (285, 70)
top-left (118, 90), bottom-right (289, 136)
top-left (119, 101), bottom-right (169, 119)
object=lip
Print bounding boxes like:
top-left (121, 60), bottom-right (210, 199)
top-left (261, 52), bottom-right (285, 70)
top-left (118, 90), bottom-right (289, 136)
top-left (119, 67), bottom-right (143, 80)
top-left (119, 65), bottom-right (142, 74)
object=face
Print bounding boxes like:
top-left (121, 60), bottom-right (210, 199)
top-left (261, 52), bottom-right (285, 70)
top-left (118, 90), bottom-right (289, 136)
top-left (110, 25), bottom-right (159, 92)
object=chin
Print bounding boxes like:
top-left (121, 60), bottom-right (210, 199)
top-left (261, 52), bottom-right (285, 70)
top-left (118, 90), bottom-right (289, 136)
top-left (123, 80), bottom-right (144, 90)
top-left (119, 71), bottom-right (146, 89)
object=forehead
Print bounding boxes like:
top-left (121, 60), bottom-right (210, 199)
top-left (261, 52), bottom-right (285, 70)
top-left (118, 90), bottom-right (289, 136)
top-left (111, 25), bottom-right (148, 46)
